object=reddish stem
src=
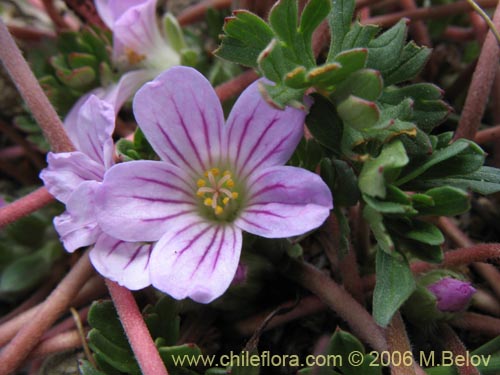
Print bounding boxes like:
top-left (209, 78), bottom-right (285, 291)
top-left (443, 26), bottom-right (476, 42)
top-left (450, 312), bottom-right (500, 337)
top-left (439, 323), bottom-right (480, 375)
top-left (386, 313), bottom-right (417, 375)
top-left (7, 25), bottom-right (55, 40)
top-left (364, 0), bottom-right (498, 28)
top-left (0, 187), bottom-right (54, 229)
top-left (0, 20), bottom-right (75, 153)
top-left (214, 69), bottom-right (259, 102)
top-left (474, 124), bottom-right (500, 143)
top-left (455, 1), bottom-right (500, 140)
top-left (106, 280), bottom-right (169, 375)
top-left (28, 330), bottom-right (82, 359)
top-left (401, 0), bottom-right (432, 47)
top-left (178, 0), bottom-right (232, 26)
top-left (0, 119), bottom-right (45, 169)
top-left (0, 251), bottom-right (94, 374)
top-left (283, 258), bottom-right (387, 352)
top-left (41, 0), bottom-right (72, 31)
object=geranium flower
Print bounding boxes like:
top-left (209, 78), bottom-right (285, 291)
top-left (40, 95), bottom-right (152, 290)
top-left (96, 66), bottom-right (333, 303)
top-left (65, 0), bottom-right (182, 128)
top-left (427, 277), bottom-right (476, 312)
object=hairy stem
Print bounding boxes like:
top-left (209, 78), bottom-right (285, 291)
top-left (283, 258), bottom-right (387, 351)
top-left (438, 323), bottom-right (480, 375)
top-left (178, 0), bottom-right (232, 26)
top-left (215, 70), bottom-right (259, 102)
top-left (0, 251), bottom-right (94, 374)
top-left (455, 1), bottom-right (500, 139)
top-left (0, 187), bottom-right (54, 229)
top-left (106, 280), bottom-right (169, 375)
top-left (0, 20), bottom-right (74, 153)
top-left (386, 313), bottom-right (417, 375)
top-left (450, 312), bottom-right (500, 337)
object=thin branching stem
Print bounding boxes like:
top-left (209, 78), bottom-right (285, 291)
top-left (106, 280), bottom-right (169, 375)
top-left (0, 20), bottom-right (74, 153)
top-left (0, 187), bottom-right (54, 229)
top-left (0, 251), bottom-right (94, 374)
top-left (215, 69), bottom-right (259, 102)
top-left (439, 323), bottom-right (481, 375)
top-left (283, 258), bottom-right (388, 352)
top-left (178, 0), bottom-right (232, 26)
top-left (455, 1), bottom-right (500, 139)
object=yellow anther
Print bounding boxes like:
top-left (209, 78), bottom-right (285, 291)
top-left (215, 205), bottom-right (224, 215)
top-left (223, 197), bottom-right (230, 205)
top-left (232, 192), bottom-right (239, 199)
top-left (197, 179), bottom-right (206, 187)
top-left (223, 170), bottom-right (231, 176)
top-left (197, 190), bottom-right (205, 197)
top-left (211, 168), bottom-right (220, 176)
top-left (226, 179), bottom-right (235, 188)
top-left (204, 198), bottom-right (213, 206)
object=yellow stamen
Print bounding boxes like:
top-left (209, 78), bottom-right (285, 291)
top-left (232, 192), bottom-right (239, 199)
top-left (197, 179), bottom-right (206, 187)
top-left (204, 198), bottom-right (213, 206)
top-left (223, 170), bottom-right (231, 176)
top-left (226, 179), bottom-right (235, 188)
top-left (211, 168), bottom-right (220, 176)
top-left (223, 197), bottom-right (230, 205)
top-left (215, 205), bottom-right (223, 215)
top-left (197, 190), bottom-right (205, 197)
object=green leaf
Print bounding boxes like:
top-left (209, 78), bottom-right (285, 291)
top-left (332, 69), bottom-right (383, 102)
top-left (269, 0), bottom-right (298, 48)
top-left (416, 187), bottom-right (470, 216)
top-left (300, 0), bottom-right (331, 38)
top-left (5, 213), bottom-right (46, 248)
top-left (163, 13), bottom-right (186, 53)
top-left (342, 22), bottom-right (379, 50)
top-left (88, 300), bottom-right (130, 348)
top-left (359, 140), bottom-right (409, 198)
top-left (373, 250), bottom-right (416, 327)
top-left (383, 42), bottom-right (431, 86)
top-left (367, 19), bottom-right (408, 72)
top-left (159, 344), bottom-right (202, 369)
top-left (363, 206), bottom-right (394, 253)
top-left (396, 139), bottom-right (485, 185)
top-left (315, 48), bottom-right (367, 88)
top-left (337, 96), bottom-right (380, 131)
top-left (67, 52), bottom-right (97, 70)
top-left (404, 220), bottom-right (444, 245)
top-left (327, 0), bottom-right (356, 59)
top-left (259, 81), bottom-right (305, 109)
top-left (363, 195), bottom-right (417, 215)
top-left (409, 166), bottom-right (500, 195)
top-left (321, 158), bottom-right (360, 207)
top-left (88, 330), bottom-right (141, 374)
top-left (306, 94), bottom-right (343, 152)
top-left (145, 296), bottom-right (180, 346)
top-left (215, 11), bottom-right (274, 68)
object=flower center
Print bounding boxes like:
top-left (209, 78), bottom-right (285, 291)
top-left (125, 48), bottom-right (146, 65)
top-left (196, 168), bottom-right (240, 220)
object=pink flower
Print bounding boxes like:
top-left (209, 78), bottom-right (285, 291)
top-left (96, 66), bottom-right (333, 303)
top-left (427, 277), bottom-right (476, 312)
top-left (40, 96), bottom-right (153, 290)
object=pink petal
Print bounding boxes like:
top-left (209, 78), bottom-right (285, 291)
top-left (74, 95), bottom-right (116, 169)
top-left (150, 221), bottom-right (242, 303)
top-left (64, 90), bottom-right (104, 147)
top-left (133, 67), bottom-right (224, 175)
top-left (54, 181), bottom-right (102, 252)
top-left (236, 166), bottom-right (332, 237)
top-left (226, 81), bottom-right (308, 178)
top-left (90, 233), bottom-right (153, 290)
top-left (102, 69), bottom-right (152, 113)
top-left (112, 0), bottom-right (166, 57)
top-left (40, 152), bottom-right (104, 204)
top-left (95, 0), bottom-right (149, 28)
top-left (96, 160), bottom-right (198, 242)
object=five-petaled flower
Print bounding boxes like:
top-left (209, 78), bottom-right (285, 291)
top-left (96, 66), bottom-right (333, 303)
top-left (40, 95), bottom-right (154, 290)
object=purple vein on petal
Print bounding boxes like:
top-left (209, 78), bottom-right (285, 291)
top-left (245, 209), bottom-right (285, 218)
top-left (141, 209), bottom-right (196, 223)
top-left (129, 195), bottom-right (194, 205)
top-left (190, 226), bottom-right (220, 279)
top-left (247, 183), bottom-right (287, 204)
top-left (124, 243), bottom-right (143, 269)
top-left (231, 104), bottom-right (260, 169)
top-left (210, 226), bottom-right (226, 274)
top-left (106, 239), bottom-right (122, 256)
top-left (171, 97), bottom-right (206, 172)
top-left (190, 87), bottom-right (214, 166)
top-left (176, 224), bottom-right (214, 258)
top-left (134, 176), bottom-right (193, 197)
top-left (238, 116), bottom-right (279, 175)
top-left (86, 131), bottom-right (105, 165)
top-left (244, 131), bottom-right (294, 178)
top-left (238, 216), bottom-right (266, 230)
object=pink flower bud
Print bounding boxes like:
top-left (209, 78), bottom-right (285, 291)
top-left (427, 277), bottom-right (476, 312)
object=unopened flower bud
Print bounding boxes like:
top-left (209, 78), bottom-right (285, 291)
top-left (427, 277), bottom-right (476, 313)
